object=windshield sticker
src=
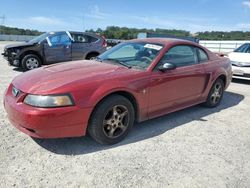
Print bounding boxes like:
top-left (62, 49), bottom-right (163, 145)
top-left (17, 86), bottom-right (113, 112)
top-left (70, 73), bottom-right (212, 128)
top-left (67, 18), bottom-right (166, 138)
top-left (144, 44), bottom-right (163, 50)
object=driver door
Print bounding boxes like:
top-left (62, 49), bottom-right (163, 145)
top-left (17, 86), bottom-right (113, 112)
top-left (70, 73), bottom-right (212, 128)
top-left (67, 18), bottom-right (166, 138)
top-left (148, 45), bottom-right (207, 118)
top-left (44, 32), bottom-right (72, 63)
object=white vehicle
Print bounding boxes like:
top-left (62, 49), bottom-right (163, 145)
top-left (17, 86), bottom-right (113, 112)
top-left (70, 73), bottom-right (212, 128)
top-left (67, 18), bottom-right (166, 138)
top-left (228, 43), bottom-right (250, 80)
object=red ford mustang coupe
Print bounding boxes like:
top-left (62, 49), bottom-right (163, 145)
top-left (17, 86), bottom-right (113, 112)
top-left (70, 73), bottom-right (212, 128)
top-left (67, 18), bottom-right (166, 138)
top-left (4, 38), bottom-right (232, 144)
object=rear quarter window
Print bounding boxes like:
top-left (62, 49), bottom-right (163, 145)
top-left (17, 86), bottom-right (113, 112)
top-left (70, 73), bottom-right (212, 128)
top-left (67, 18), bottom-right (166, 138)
top-left (71, 33), bottom-right (88, 43)
top-left (88, 36), bottom-right (98, 42)
top-left (197, 48), bottom-right (209, 62)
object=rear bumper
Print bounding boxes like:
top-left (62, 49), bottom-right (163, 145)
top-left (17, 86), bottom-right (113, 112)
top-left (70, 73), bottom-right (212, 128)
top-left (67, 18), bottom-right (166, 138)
top-left (226, 71), bottom-right (233, 89)
top-left (4, 86), bottom-right (92, 138)
top-left (232, 66), bottom-right (250, 80)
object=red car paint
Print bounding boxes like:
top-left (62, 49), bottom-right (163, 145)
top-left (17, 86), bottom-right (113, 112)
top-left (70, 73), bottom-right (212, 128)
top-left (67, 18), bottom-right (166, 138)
top-left (4, 38), bottom-right (232, 138)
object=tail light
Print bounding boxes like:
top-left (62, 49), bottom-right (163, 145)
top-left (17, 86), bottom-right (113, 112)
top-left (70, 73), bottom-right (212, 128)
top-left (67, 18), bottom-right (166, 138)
top-left (215, 52), bottom-right (228, 57)
top-left (101, 36), bottom-right (107, 47)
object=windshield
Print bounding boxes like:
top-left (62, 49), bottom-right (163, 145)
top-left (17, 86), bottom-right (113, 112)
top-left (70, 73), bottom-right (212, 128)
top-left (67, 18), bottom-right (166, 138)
top-left (98, 42), bottom-right (163, 69)
top-left (234, 43), bottom-right (250, 53)
top-left (29, 32), bottom-right (50, 43)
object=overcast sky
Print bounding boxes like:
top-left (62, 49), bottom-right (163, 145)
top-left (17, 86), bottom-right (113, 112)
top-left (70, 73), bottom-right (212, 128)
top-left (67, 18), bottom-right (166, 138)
top-left (1, 0), bottom-right (250, 32)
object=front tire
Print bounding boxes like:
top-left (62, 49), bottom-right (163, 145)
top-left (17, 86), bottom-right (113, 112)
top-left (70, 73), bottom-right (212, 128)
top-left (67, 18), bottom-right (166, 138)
top-left (21, 54), bottom-right (41, 71)
top-left (88, 95), bottom-right (135, 145)
top-left (204, 78), bottom-right (225, 108)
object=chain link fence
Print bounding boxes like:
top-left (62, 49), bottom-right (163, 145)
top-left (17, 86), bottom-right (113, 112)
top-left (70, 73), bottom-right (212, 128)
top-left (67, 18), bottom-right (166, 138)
top-left (0, 34), bottom-right (35, 41)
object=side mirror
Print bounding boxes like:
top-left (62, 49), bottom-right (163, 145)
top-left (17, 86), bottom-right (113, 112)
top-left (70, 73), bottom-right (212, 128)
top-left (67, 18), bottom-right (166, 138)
top-left (158, 63), bottom-right (176, 72)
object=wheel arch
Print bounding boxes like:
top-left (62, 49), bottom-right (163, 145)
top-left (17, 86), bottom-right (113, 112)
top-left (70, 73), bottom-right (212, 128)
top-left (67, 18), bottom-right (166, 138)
top-left (88, 90), bottom-right (139, 125)
top-left (20, 50), bottom-right (43, 65)
top-left (85, 51), bottom-right (100, 59)
top-left (216, 74), bottom-right (227, 87)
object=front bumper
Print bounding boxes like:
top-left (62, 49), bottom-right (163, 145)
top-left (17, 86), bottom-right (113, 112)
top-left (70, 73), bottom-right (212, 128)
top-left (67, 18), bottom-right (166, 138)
top-left (232, 65), bottom-right (250, 80)
top-left (4, 85), bottom-right (92, 138)
top-left (2, 52), bottom-right (8, 61)
top-left (2, 51), bottom-right (20, 66)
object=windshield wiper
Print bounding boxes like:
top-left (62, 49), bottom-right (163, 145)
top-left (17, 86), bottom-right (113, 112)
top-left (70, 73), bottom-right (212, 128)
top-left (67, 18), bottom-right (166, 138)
top-left (102, 58), bottom-right (131, 68)
top-left (129, 65), bottom-right (145, 70)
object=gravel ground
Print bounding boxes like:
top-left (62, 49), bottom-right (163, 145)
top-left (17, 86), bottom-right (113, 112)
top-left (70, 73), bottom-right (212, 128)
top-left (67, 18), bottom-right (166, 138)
top-left (0, 41), bottom-right (250, 188)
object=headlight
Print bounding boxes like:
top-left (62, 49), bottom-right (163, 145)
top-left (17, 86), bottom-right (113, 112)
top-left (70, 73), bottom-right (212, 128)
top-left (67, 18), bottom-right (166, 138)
top-left (11, 49), bottom-right (20, 56)
top-left (24, 94), bottom-right (74, 108)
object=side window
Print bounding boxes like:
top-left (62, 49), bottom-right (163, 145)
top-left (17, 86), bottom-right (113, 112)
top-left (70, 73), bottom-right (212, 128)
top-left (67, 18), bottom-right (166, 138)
top-left (49, 33), bottom-right (70, 45)
top-left (71, 34), bottom-right (88, 43)
top-left (49, 35), bottom-right (60, 44)
top-left (60, 34), bottom-right (71, 43)
top-left (197, 48), bottom-right (208, 62)
top-left (158, 45), bottom-right (198, 68)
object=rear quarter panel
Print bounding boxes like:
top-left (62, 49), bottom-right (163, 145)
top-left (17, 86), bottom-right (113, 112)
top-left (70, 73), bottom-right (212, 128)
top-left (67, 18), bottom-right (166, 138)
top-left (202, 55), bottom-right (232, 98)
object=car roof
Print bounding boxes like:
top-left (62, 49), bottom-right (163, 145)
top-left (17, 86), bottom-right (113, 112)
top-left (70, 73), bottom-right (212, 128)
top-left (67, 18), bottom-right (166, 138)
top-left (46, 31), bottom-right (101, 39)
top-left (129, 38), bottom-right (199, 46)
top-left (47, 31), bottom-right (96, 35)
top-left (68, 31), bottom-right (88, 34)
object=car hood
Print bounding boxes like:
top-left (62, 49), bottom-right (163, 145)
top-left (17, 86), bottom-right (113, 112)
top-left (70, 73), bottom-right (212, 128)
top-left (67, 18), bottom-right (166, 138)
top-left (5, 42), bottom-right (36, 49)
top-left (228, 52), bottom-right (250, 63)
top-left (12, 60), bottom-right (141, 94)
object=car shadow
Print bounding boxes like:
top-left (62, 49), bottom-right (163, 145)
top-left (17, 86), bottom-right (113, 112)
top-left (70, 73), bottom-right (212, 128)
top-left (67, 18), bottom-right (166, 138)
top-left (12, 67), bottom-right (24, 72)
top-left (33, 91), bottom-right (244, 155)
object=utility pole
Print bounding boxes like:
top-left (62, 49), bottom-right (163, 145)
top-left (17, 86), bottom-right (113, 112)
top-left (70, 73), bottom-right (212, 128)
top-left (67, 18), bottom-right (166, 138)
top-left (0, 15), bottom-right (5, 25)
top-left (0, 14), bottom-right (6, 35)
top-left (82, 14), bottom-right (85, 32)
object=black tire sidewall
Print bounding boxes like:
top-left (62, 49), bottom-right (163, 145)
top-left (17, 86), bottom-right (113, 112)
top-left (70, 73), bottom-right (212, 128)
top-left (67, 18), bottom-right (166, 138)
top-left (86, 53), bottom-right (98, 60)
top-left (205, 79), bottom-right (225, 108)
top-left (88, 95), bottom-right (135, 145)
top-left (22, 54), bottom-right (41, 71)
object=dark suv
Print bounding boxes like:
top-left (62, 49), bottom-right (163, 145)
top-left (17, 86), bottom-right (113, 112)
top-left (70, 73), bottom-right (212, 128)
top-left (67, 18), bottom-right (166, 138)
top-left (2, 31), bottom-right (107, 70)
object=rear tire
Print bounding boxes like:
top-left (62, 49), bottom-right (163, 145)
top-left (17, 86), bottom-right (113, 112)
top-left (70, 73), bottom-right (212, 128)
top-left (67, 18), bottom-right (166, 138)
top-left (88, 95), bottom-right (135, 145)
top-left (86, 53), bottom-right (99, 60)
top-left (204, 78), bottom-right (225, 108)
top-left (21, 54), bottom-right (41, 71)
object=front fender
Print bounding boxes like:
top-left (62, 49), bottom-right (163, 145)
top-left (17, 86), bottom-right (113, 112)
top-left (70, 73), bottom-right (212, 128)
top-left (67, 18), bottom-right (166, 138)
top-left (74, 78), bottom-right (149, 122)
top-left (87, 81), bottom-right (140, 107)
